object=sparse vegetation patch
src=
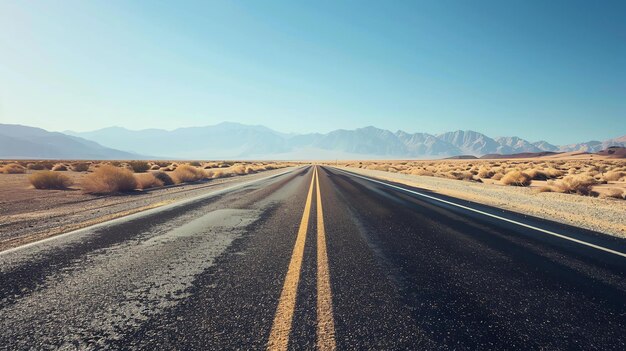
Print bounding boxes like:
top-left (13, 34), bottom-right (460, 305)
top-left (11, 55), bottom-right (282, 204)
top-left (29, 171), bottom-right (73, 190)
top-left (82, 165), bottom-right (138, 194)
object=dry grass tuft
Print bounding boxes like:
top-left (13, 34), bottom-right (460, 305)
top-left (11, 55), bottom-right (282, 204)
top-left (603, 170), bottom-right (625, 182)
top-left (152, 171), bottom-right (175, 186)
top-left (71, 162), bottom-right (90, 172)
top-left (128, 161), bottom-right (150, 173)
top-left (29, 171), bottom-right (73, 189)
top-left (27, 163), bottom-right (47, 170)
top-left (135, 173), bottom-right (164, 190)
top-left (172, 165), bottom-right (207, 183)
top-left (409, 168), bottom-right (434, 176)
top-left (477, 167), bottom-right (495, 178)
top-left (601, 188), bottom-right (625, 199)
top-left (546, 175), bottom-right (598, 196)
top-left (52, 164), bottom-right (68, 171)
top-left (0, 163), bottom-right (26, 174)
top-left (82, 165), bottom-right (137, 194)
top-left (230, 165), bottom-right (248, 175)
top-left (500, 171), bottom-right (532, 186)
top-left (446, 171), bottom-right (474, 181)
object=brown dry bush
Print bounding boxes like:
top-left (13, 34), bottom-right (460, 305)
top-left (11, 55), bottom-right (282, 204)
top-left (172, 165), bottom-right (207, 183)
top-left (29, 171), bottom-right (73, 189)
top-left (150, 165), bottom-right (161, 170)
top-left (52, 164), bottom-right (68, 171)
top-left (446, 171), bottom-right (474, 181)
top-left (135, 173), bottom-right (164, 190)
top-left (128, 161), bottom-right (150, 173)
top-left (71, 162), bottom-right (90, 172)
top-left (500, 171), bottom-right (532, 186)
top-left (600, 188), bottom-right (625, 199)
top-left (409, 168), bottom-right (434, 176)
top-left (211, 169), bottom-right (232, 179)
top-left (491, 172), bottom-right (504, 181)
top-left (547, 175), bottom-right (598, 196)
top-left (477, 167), bottom-right (495, 178)
top-left (603, 170), bottom-right (625, 182)
top-left (152, 171), bottom-right (175, 186)
top-left (82, 165), bottom-right (138, 194)
top-left (0, 163), bottom-right (26, 174)
top-left (27, 163), bottom-right (47, 170)
top-left (230, 165), bottom-right (248, 175)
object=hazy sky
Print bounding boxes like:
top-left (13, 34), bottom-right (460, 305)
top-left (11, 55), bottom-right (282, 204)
top-left (1, 0), bottom-right (624, 144)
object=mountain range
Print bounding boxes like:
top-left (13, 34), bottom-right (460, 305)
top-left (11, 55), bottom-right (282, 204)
top-left (0, 124), bottom-right (139, 159)
top-left (1, 122), bottom-right (624, 159)
top-left (66, 123), bottom-right (625, 159)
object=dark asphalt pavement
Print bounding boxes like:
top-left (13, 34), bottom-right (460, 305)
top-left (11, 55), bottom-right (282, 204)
top-left (1, 166), bottom-right (625, 350)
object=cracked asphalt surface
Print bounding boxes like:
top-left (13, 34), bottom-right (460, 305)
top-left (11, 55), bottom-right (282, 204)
top-left (1, 166), bottom-right (625, 350)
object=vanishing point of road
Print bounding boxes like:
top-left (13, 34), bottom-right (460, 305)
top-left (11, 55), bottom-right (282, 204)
top-left (1, 166), bottom-right (625, 350)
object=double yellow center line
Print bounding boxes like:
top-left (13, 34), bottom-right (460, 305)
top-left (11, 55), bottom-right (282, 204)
top-left (267, 166), bottom-right (336, 351)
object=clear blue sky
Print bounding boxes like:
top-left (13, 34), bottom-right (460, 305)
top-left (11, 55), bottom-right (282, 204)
top-left (0, 0), bottom-right (624, 144)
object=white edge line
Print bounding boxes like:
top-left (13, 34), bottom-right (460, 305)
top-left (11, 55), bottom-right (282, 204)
top-left (331, 167), bottom-right (626, 259)
top-left (0, 167), bottom-right (303, 256)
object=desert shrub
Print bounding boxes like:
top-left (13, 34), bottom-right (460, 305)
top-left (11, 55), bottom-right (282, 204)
top-left (135, 173), bottom-right (164, 190)
top-left (71, 162), bottom-right (90, 172)
top-left (477, 167), bottom-right (495, 178)
top-left (230, 165), bottom-right (248, 175)
top-left (27, 163), bottom-right (46, 170)
top-left (29, 171), bottom-right (73, 189)
top-left (82, 165), bottom-right (137, 194)
top-left (491, 172), bottom-right (504, 181)
top-left (172, 165), bottom-right (207, 183)
top-left (548, 175), bottom-right (598, 196)
top-left (524, 168), bottom-right (563, 181)
top-left (150, 165), bottom-right (161, 170)
top-left (600, 188), bottom-right (625, 199)
top-left (0, 163), bottom-right (26, 174)
top-left (447, 171), bottom-right (474, 181)
top-left (52, 164), bottom-right (68, 171)
top-left (211, 169), bottom-right (232, 178)
top-left (604, 171), bottom-right (625, 182)
top-left (128, 161), bottom-right (150, 173)
top-left (188, 161), bottom-right (202, 167)
top-left (500, 171), bottom-right (532, 187)
top-left (152, 171), bottom-right (175, 186)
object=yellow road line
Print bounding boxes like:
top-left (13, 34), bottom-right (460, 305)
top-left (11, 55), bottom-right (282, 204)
top-left (267, 167), bottom-right (316, 350)
top-left (315, 166), bottom-right (337, 350)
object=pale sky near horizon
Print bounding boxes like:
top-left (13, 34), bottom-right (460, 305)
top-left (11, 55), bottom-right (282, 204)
top-left (0, 0), bottom-right (624, 144)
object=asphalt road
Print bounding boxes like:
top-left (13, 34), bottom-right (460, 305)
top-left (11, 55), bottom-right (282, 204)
top-left (1, 166), bottom-right (625, 350)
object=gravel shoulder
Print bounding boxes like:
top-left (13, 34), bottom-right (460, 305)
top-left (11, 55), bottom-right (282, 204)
top-left (339, 167), bottom-right (626, 238)
top-left (0, 168), bottom-right (295, 251)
